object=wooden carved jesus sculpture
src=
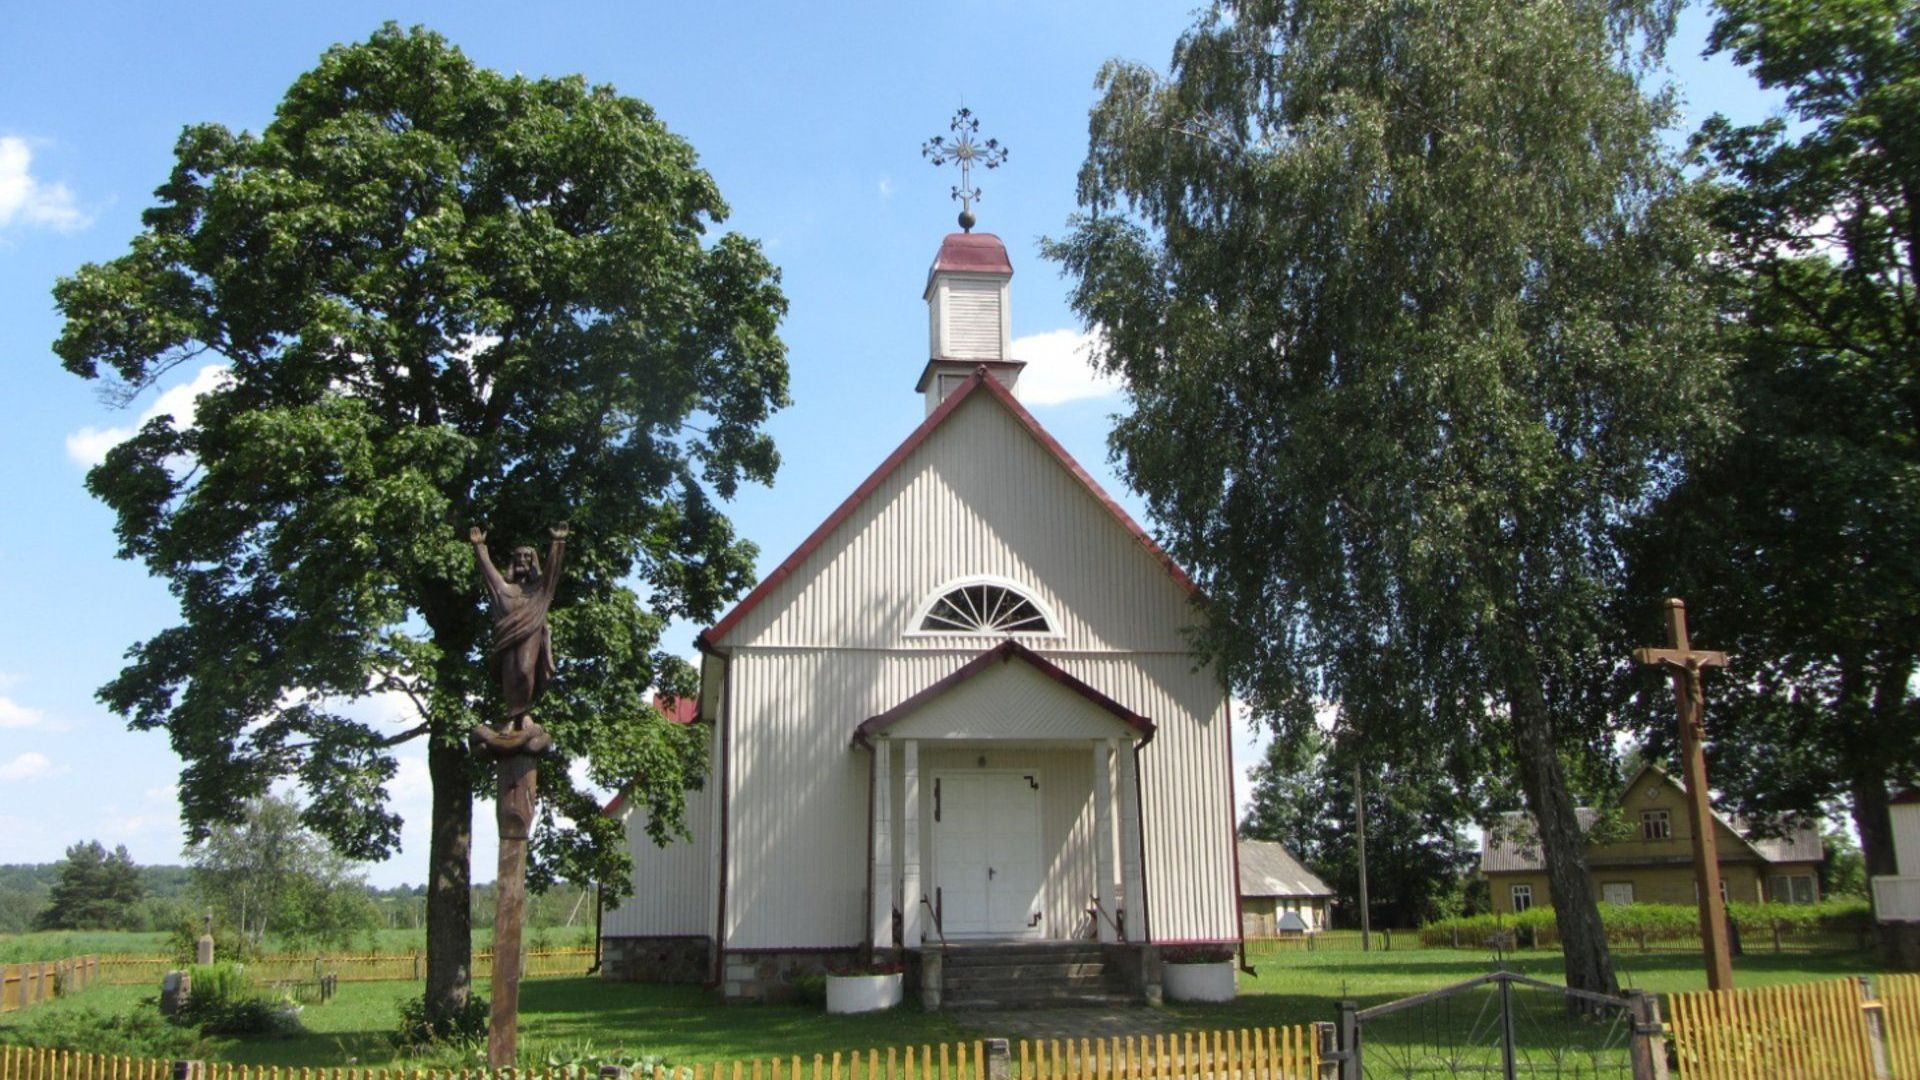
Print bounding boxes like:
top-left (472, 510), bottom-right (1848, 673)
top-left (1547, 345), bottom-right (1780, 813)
top-left (468, 522), bottom-right (567, 1069)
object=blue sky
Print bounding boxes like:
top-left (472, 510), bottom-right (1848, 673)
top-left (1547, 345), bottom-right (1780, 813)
top-left (0, 2), bottom-right (1776, 887)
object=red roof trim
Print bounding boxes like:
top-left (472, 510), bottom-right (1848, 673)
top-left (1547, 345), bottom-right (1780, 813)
top-left (699, 367), bottom-right (1199, 650)
top-left (852, 639), bottom-right (1155, 746)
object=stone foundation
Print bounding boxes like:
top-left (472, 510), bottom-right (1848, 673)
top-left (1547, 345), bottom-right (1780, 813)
top-left (601, 936), bottom-right (712, 984)
top-left (1103, 942), bottom-right (1162, 1005)
top-left (1880, 921), bottom-right (1920, 971)
top-left (721, 949), bottom-right (860, 1003)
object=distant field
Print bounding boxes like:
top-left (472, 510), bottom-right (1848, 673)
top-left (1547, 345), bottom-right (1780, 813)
top-left (0, 925), bottom-right (595, 963)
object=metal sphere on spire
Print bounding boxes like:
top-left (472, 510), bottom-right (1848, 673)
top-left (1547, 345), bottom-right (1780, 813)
top-left (922, 107), bottom-right (1008, 233)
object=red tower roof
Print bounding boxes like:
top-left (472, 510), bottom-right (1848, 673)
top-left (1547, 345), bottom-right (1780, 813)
top-left (929, 232), bottom-right (1013, 277)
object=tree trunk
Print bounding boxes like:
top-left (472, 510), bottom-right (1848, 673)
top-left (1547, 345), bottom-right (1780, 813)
top-left (425, 733), bottom-right (473, 1021)
top-left (1852, 769), bottom-right (1897, 879)
top-left (1506, 648), bottom-right (1619, 996)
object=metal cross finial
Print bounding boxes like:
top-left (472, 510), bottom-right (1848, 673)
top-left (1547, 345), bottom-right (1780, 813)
top-left (922, 107), bottom-right (1009, 233)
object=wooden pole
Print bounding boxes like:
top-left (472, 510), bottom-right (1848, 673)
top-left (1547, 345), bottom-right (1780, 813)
top-left (487, 752), bottom-right (539, 1068)
top-left (1354, 763), bottom-right (1370, 952)
top-left (1633, 598), bottom-right (1733, 991)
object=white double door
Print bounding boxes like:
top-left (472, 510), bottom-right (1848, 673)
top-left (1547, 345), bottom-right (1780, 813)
top-left (932, 771), bottom-right (1043, 938)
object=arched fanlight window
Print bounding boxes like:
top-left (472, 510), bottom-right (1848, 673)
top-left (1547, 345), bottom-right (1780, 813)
top-left (915, 578), bottom-right (1055, 635)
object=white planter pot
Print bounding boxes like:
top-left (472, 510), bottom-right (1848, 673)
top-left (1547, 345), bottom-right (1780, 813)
top-left (1163, 961), bottom-right (1237, 1003)
top-left (825, 972), bottom-right (904, 1014)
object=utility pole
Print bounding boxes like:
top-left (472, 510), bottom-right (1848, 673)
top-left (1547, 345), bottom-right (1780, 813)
top-left (1355, 761), bottom-right (1371, 952)
top-left (1634, 597), bottom-right (1734, 991)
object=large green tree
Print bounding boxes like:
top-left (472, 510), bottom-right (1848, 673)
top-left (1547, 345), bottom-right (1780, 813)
top-left (36, 841), bottom-right (145, 931)
top-left (189, 794), bottom-right (381, 950)
top-left (1048, 0), bottom-right (1719, 993)
top-left (1621, 0), bottom-right (1919, 882)
top-left (54, 25), bottom-right (787, 1018)
top-left (1241, 733), bottom-right (1477, 929)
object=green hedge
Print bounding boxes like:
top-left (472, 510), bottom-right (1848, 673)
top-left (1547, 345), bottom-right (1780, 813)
top-left (1420, 898), bottom-right (1872, 948)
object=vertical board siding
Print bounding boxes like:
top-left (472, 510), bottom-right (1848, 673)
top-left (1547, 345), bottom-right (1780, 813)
top-left (604, 732), bottom-right (719, 938)
top-left (720, 395), bottom-right (1196, 654)
top-left (1893, 804), bottom-right (1920, 874)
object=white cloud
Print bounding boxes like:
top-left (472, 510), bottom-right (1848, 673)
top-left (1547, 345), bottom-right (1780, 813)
top-left (877, 175), bottom-right (894, 200)
top-left (0, 695), bottom-right (43, 729)
top-left (1013, 327), bottom-right (1124, 406)
top-left (66, 363), bottom-right (232, 468)
top-left (0, 137), bottom-right (88, 232)
top-left (0, 751), bottom-right (66, 782)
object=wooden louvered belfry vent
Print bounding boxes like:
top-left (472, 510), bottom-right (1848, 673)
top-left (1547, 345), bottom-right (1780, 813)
top-left (918, 582), bottom-right (1051, 634)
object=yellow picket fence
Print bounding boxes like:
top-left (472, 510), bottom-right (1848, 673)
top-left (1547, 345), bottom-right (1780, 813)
top-left (1883, 972), bottom-right (1920, 1078)
top-left (0, 1029), bottom-right (1322, 1080)
top-left (0, 957), bottom-right (100, 1013)
top-left (1666, 977), bottom-right (1884, 1079)
top-left (94, 949), bottom-right (595, 986)
top-left (1017, 1028), bottom-right (1321, 1080)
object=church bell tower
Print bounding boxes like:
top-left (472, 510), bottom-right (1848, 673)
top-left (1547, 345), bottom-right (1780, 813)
top-left (919, 107), bottom-right (1023, 414)
top-left (919, 233), bottom-right (1023, 414)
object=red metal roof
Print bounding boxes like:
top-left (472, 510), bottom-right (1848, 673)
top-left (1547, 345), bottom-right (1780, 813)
top-left (851, 639), bottom-right (1155, 746)
top-left (929, 232), bottom-right (1013, 277)
top-left (698, 366), bottom-right (1198, 650)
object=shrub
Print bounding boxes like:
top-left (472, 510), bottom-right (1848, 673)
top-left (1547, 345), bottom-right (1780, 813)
top-left (791, 974), bottom-right (827, 1007)
top-left (1420, 897), bottom-right (1876, 947)
top-left (5, 1005), bottom-right (208, 1058)
top-left (1161, 944), bottom-right (1236, 964)
top-left (176, 963), bottom-right (301, 1036)
top-left (392, 992), bottom-right (490, 1048)
top-left (535, 1040), bottom-right (674, 1078)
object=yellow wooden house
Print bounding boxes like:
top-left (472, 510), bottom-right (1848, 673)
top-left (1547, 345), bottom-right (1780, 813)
top-left (1482, 765), bottom-right (1824, 914)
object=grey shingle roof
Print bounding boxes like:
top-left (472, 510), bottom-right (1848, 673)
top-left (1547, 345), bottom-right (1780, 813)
top-left (1238, 838), bottom-right (1334, 898)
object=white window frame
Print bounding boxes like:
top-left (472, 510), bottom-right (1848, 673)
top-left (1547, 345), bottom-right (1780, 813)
top-left (1641, 809), bottom-right (1671, 840)
top-left (1511, 884), bottom-right (1534, 912)
top-left (1602, 881), bottom-right (1635, 906)
top-left (907, 575), bottom-right (1062, 638)
top-left (1768, 873), bottom-right (1817, 904)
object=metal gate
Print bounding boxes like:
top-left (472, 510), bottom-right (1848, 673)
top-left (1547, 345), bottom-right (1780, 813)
top-left (1330, 971), bottom-right (1670, 1079)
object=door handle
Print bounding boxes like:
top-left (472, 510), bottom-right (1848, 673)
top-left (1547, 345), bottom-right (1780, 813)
top-left (988, 867), bottom-right (996, 880)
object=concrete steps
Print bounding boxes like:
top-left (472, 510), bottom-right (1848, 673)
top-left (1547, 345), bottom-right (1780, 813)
top-left (936, 943), bottom-right (1140, 1010)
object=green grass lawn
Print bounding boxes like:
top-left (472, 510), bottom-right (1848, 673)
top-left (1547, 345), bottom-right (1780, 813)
top-left (0, 944), bottom-right (1888, 1071)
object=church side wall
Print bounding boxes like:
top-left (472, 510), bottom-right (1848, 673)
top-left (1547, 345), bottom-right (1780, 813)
top-left (603, 731), bottom-right (719, 942)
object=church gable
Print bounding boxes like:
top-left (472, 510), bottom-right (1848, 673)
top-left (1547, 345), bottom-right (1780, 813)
top-left (702, 372), bottom-right (1197, 653)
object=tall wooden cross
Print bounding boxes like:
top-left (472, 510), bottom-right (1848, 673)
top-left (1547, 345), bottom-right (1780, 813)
top-left (1633, 597), bottom-right (1734, 990)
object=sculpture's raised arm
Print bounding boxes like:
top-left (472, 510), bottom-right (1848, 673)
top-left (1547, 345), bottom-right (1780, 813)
top-left (543, 523), bottom-right (569, 599)
top-left (470, 526), bottom-right (510, 604)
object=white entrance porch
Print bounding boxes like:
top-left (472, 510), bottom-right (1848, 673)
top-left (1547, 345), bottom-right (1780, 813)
top-left (853, 641), bottom-right (1155, 950)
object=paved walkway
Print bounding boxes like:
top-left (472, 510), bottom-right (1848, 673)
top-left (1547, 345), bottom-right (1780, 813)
top-left (950, 1005), bottom-right (1178, 1041)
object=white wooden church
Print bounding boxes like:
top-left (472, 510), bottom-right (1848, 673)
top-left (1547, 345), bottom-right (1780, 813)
top-left (600, 227), bottom-right (1241, 1006)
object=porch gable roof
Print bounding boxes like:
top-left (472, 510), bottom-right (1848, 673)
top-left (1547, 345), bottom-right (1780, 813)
top-left (852, 639), bottom-right (1156, 747)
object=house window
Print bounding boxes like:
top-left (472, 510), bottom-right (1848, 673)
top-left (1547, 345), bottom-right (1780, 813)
top-left (915, 579), bottom-right (1054, 635)
top-left (1768, 874), bottom-right (1817, 904)
top-left (1602, 882), bottom-right (1635, 906)
top-left (1694, 879), bottom-right (1731, 903)
top-left (1511, 884), bottom-right (1533, 912)
top-left (1641, 810), bottom-right (1671, 840)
